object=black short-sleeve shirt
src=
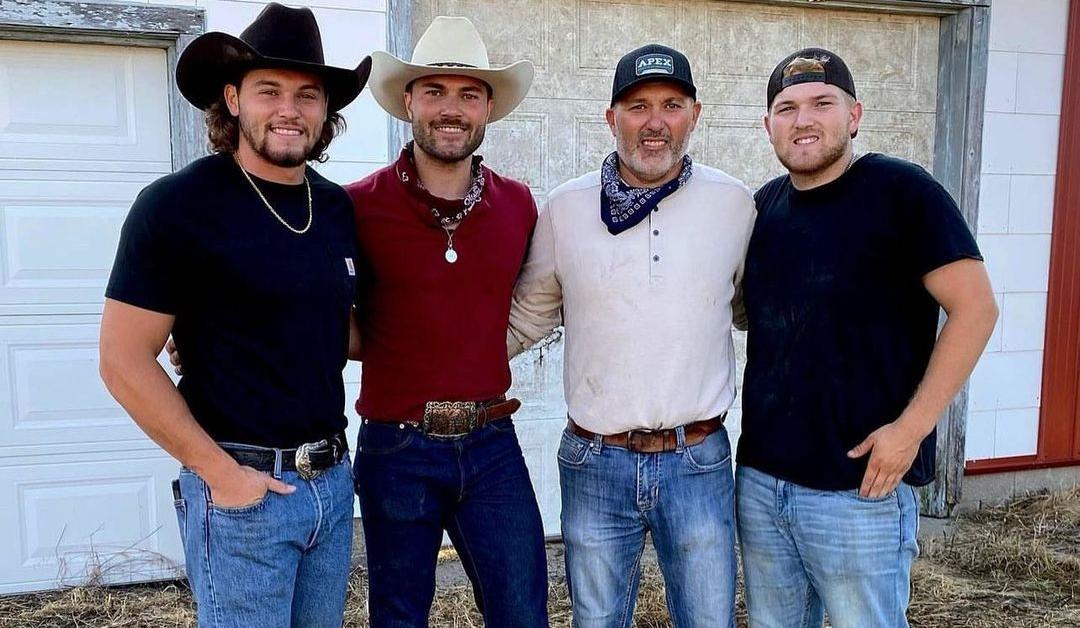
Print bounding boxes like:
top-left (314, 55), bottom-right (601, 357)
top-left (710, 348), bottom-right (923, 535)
top-left (106, 153), bottom-right (357, 448)
top-left (738, 153), bottom-right (982, 490)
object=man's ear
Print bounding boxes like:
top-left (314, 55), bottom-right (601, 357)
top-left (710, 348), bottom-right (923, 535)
top-left (403, 91), bottom-right (414, 122)
top-left (605, 107), bottom-right (617, 137)
top-left (688, 100), bottom-right (702, 133)
top-left (848, 100), bottom-right (863, 139)
top-left (225, 83), bottom-right (240, 117)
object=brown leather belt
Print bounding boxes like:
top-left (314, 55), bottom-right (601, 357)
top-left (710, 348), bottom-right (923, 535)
top-left (402, 397), bottom-right (522, 438)
top-left (568, 413), bottom-right (726, 453)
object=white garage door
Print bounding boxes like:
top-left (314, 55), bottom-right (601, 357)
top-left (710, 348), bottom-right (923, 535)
top-left (0, 40), bottom-right (178, 594)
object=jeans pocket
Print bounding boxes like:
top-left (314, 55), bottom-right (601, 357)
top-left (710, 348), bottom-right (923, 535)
top-left (556, 430), bottom-right (591, 467)
top-left (358, 421), bottom-right (416, 454)
top-left (841, 488), bottom-right (897, 503)
top-left (682, 428), bottom-right (731, 472)
top-left (209, 492), bottom-right (269, 515)
top-left (487, 417), bottom-right (516, 434)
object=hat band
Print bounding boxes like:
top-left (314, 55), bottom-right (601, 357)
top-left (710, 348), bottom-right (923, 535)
top-left (781, 71), bottom-right (826, 90)
top-left (428, 62), bottom-right (480, 68)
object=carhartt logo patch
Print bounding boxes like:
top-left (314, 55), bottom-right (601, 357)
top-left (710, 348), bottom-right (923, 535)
top-left (345, 257), bottom-right (355, 276)
top-left (636, 53), bottom-right (674, 76)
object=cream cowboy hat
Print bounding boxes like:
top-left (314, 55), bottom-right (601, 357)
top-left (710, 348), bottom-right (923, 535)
top-left (370, 16), bottom-right (534, 123)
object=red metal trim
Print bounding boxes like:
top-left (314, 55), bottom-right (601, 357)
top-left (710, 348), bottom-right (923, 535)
top-left (1037, 0), bottom-right (1080, 465)
top-left (963, 455), bottom-right (1080, 475)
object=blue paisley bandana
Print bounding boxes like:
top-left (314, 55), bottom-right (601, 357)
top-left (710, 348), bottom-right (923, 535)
top-left (600, 151), bottom-right (693, 235)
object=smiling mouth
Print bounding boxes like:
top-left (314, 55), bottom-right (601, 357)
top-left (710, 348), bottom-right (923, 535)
top-left (270, 127), bottom-right (304, 137)
top-left (640, 138), bottom-right (668, 149)
top-left (434, 125), bottom-right (468, 135)
top-left (794, 136), bottom-right (820, 145)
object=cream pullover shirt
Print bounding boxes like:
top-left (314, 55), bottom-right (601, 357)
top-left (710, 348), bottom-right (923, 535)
top-left (508, 164), bottom-right (757, 434)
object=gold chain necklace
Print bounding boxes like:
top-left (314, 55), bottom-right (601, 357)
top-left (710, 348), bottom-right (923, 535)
top-left (234, 154), bottom-right (313, 235)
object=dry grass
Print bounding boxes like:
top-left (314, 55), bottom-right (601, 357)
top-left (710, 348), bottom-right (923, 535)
top-left (2, 488), bottom-right (1077, 628)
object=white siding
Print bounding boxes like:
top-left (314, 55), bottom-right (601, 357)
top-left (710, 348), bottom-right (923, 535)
top-left (966, 0), bottom-right (1068, 461)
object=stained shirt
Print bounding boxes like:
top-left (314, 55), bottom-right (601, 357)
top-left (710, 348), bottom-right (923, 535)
top-left (509, 165), bottom-right (757, 434)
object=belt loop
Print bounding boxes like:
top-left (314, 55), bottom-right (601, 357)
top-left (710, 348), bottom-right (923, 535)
top-left (591, 433), bottom-right (603, 454)
top-left (273, 449), bottom-right (283, 480)
top-left (674, 425), bottom-right (686, 453)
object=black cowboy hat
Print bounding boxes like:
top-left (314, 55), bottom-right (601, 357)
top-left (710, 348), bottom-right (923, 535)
top-left (176, 3), bottom-right (371, 112)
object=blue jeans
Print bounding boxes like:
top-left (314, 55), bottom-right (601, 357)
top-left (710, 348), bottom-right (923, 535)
top-left (736, 465), bottom-right (920, 628)
top-left (558, 425), bottom-right (737, 628)
top-left (174, 453), bottom-right (354, 628)
top-left (353, 417), bottom-right (548, 628)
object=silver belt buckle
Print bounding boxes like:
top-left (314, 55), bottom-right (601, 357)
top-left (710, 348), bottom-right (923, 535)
top-left (421, 401), bottom-right (478, 438)
top-left (294, 439), bottom-right (327, 481)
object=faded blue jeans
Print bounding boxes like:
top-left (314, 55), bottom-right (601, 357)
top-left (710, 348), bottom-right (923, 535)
top-left (736, 465), bottom-right (920, 628)
top-left (174, 453), bottom-right (354, 628)
top-left (353, 417), bottom-right (548, 628)
top-left (558, 424), bottom-right (737, 628)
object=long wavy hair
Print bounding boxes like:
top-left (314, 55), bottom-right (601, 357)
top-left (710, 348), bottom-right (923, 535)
top-left (204, 89), bottom-right (346, 163)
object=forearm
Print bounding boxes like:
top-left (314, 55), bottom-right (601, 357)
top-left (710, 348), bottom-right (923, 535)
top-left (896, 303), bottom-right (997, 438)
top-left (508, 305), bottom-right (562, 356)
top-left (100, 352), bottom-right (237, 482)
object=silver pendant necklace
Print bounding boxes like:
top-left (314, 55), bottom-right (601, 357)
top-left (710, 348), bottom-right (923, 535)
top-left (442, 225), bottom-right (458, 263)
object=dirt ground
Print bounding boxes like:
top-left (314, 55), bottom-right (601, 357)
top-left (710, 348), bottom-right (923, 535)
top-left (1, 487), bottom-right (1077, 628)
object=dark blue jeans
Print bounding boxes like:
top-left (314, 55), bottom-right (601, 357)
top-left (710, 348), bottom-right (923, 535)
top-left (353, 417), bottom-right (548, 627)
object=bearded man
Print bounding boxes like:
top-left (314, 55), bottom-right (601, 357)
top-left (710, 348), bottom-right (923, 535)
top-left (736, 47), bottom-right (998, 628)
top-left (344, 16), bottom-right (548, 628)
top-left (509, 44), bottom-right (756, 628)
top-left (99, 4), bottom-right (370, 627)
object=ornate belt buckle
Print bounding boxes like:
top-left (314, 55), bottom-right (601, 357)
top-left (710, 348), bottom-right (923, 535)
top-left (295, 439), bottom-right (327, 481)
top-left (422, 401), bottom-right (478, 438)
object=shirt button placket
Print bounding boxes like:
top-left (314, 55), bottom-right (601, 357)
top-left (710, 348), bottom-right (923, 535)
top-left (649, 211), bottom-right (663, 282)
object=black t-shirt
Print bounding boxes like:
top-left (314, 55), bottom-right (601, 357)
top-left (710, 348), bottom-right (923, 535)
top-left (106, 153), bottom-right (357, 448)
top-left (738, 153), bottom-right (982, 490)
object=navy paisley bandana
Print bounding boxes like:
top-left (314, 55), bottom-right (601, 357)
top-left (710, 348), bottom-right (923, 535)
top-left (600, 151), bottom-right (693, 235)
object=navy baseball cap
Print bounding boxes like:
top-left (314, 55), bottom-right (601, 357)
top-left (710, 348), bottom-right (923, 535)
top-left (610, 44), bottom-right (696, 105)
top-left (767, 47), bottom-right (856, 109)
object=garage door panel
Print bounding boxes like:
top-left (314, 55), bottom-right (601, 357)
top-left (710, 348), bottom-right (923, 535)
top-left (703, 7), bottom-right (803, 81)
top-left (482, 112), bottom-right (548, 198)
top-left (0, 321), bottom-right (153, 451)
top-left (0, 41), bottom-right (170, 163)
top-left (0, 455), bottom-right (182, 594)
top-left (0, 180), bottom-right (152, 309)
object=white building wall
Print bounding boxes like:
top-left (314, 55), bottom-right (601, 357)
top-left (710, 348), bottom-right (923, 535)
top-left (966, 0), bottom-right (1069, 461)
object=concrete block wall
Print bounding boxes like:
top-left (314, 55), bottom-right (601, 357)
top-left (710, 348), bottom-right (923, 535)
top-left (967, 0), bottom-right (1069, 461)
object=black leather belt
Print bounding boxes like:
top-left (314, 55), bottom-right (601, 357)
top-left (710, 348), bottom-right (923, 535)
top-left (220, 432), bottom-right (348, 480)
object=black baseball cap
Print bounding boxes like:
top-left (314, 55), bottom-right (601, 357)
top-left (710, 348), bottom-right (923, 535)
top-left (766, 47), bottom-right (856, 109)
top-left (610, 44), bottom-right (696, 106)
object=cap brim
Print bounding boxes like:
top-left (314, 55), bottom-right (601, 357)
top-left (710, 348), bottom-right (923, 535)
top-left (611, 75), bottom-right (696, 105)
top-left (176, 32), bottom-right (372, 112)
top-left (368, 50), bottom-right (534, 123)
